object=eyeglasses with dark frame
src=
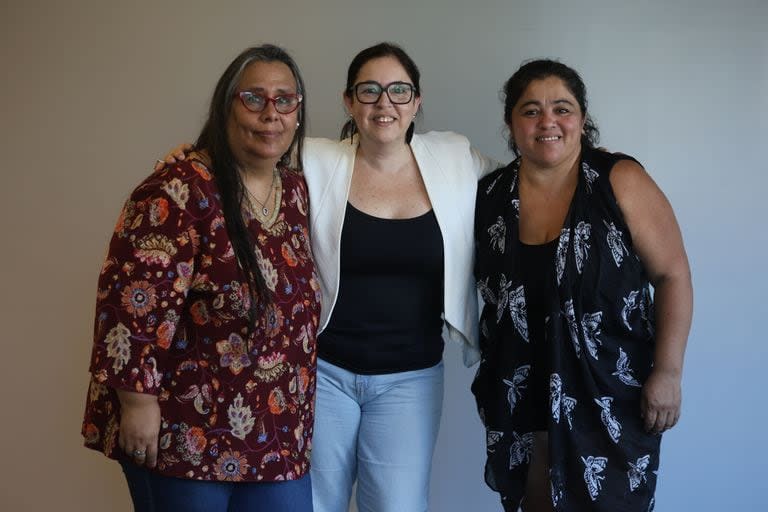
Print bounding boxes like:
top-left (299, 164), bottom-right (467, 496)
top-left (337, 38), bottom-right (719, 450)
top-left (350, 81), bottom-right (415, 104)
top-left (235, 91), bottom-right (303, 114)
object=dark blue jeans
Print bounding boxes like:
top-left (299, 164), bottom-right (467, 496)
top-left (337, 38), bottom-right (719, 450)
top-left (120, 461), bottom-right (313, 512)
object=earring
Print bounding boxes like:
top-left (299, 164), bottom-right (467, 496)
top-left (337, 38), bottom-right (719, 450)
top-left (297, 122), bottom-right (301, 127)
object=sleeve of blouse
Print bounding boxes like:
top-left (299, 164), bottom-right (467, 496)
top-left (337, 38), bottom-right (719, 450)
top-left (88, 164), bottom-right (202, 395)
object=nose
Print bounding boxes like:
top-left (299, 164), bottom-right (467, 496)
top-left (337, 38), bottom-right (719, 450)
top-left (375, 90), bottom-right (393, 107)
top-left (538, 109), bottom-right (556, 127)
top-left (260, 100), bottom-right (281, 120)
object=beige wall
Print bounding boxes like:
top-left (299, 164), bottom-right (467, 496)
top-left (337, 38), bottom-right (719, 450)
top-left (2, 0), bottom-right (767, 510)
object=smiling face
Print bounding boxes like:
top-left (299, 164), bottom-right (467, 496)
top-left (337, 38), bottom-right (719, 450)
top-left (508, 76), bottom-right (586, 170)
top-left (344, 56), bottom-right (421, 147)
top-left (227, 60), bottom-right (299, 170)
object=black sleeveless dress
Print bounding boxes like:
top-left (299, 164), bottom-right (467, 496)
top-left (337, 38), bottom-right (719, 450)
top-left (473, 148), bottom-right (659, 511)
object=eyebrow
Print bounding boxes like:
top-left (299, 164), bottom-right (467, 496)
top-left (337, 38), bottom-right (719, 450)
top-left (519, 98), bottom-right (576, 108)
top-left (243, 86), bottom-right (296, 94)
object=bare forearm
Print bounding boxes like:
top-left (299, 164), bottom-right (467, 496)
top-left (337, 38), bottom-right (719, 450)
top-left (651, 271), bottom-right (693, 376)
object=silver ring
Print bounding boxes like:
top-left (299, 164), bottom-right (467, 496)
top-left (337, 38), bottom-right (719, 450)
top-left (133, 449), bottom-right (146, 457)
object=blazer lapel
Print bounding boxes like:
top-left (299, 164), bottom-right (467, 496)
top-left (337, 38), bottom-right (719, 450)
top-left (410, 134), bottom-right (448, 230)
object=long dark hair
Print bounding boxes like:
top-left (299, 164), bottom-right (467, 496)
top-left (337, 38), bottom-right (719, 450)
top-left (340, 42), bottom-right (421, 143)
top-left (195, 44), bottom-right (306, 323)
top-left (502, 59), bottom-right (599, 156)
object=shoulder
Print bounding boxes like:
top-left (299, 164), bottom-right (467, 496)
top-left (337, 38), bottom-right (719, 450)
top-left (302, 137), bottom-right (353, 179)
top-left (583, 147), bottom-right (642, 177)
top-left (592, 149), bottom-right (650, 191)
top-left (304, 137), bottom-right (348, 158)
top-left (412, 131), bottom-right (482, 177)
top-left (413, 130), bottom-right (471, 151)
top-left (582, 147), bottom-right (648, 194)
top-left (111, 157), bottom-right (218, 247)
top-left (478, 159), bottom-right (515, 194)
top-left (129, 153), bottom-right (219, 213)
top-left (279, 165), bottom-right (307, 191)
top-left (302, 137), bottom-right (354, 194)
top-left (609, 158), bottom-right (647, 183)
top-left (609, 158), bottom-right (662, 213)
top-left (475, 161), bottom-right (516, 227)
top-left (146, 152), bottom-right (215, 189)
top-left (583, 149), bottom-right (668, 222)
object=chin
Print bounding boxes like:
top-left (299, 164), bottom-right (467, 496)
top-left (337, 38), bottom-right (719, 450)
top-left (523, 154), bottom-right (561, 169)
top-left (379, 131), bottom-right (408, 144)
top-left (530, 147), bottom-right (579, 166)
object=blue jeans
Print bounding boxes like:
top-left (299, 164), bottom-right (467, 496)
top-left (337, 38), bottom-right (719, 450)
top-left (120, 461), bottom-right (313, 512)
top-left (311, 358), bottom-right (444, 512)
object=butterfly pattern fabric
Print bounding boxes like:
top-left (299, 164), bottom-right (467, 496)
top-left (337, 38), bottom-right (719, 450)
top-left (627, 454), bottom-right (652, 492)
top-left (504, 365), bottom-right (531, 415)
top-left (473, 149), bottom-right (661, 511)
top-left (549, 373), bottom-right (577, 430)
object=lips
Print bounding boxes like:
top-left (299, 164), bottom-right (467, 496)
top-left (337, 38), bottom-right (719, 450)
top-left (536, 135), bottom-right (562, 142)
top-left (372, 116), bottom-right (396, 124)
top-left (255, 131), bottom-right (283, 139)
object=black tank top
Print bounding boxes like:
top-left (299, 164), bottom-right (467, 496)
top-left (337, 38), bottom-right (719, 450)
top-left (520, 237), bottom-right (559, 430)
top-left (318, 202), bottom-right (444, 374)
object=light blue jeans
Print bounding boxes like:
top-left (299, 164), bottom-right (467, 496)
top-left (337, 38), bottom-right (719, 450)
top-left (311, 358), bottom-right (444, 512)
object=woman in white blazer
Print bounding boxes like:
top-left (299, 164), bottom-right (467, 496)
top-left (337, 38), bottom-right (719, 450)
top-left (306, 43), bottom-right (498, 512)
top-left (158, 42), bottom-right (499, 512)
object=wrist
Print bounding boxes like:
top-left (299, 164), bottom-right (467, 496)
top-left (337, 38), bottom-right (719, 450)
top-left (115, 389), bottom-right (159, 408)
top-left (651, 364), bottom-right (682, 379)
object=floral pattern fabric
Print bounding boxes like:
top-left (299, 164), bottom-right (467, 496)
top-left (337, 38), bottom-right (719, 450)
top-left (82, 154), bottom-right (320, 482)
top-left (473, 149), bottom-right (660, 511)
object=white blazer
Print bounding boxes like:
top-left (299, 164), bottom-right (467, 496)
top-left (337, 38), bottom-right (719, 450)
top-left (303, 131), bottom-right (499, 366)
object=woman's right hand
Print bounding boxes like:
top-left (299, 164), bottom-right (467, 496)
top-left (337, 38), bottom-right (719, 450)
top-left (116, 390), bottom-right (161, 468)
top-left (154, 143), bottom-right (194, 171)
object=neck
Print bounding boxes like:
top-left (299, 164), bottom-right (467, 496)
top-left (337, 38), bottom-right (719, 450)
top-left (232, 147), bottom-right (279, 179)
top-left (356, 137), bottom-right (412, 173)
top-left (519, 151), bottom-right (581, 192)
top-left (238, 161), bottom-right (277, 188)
top-left (240, 160), bottom-right (277, 181)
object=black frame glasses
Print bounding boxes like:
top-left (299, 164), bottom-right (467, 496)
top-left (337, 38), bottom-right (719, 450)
top-left (235, 91), bottom-right (303, 114)
top-left (350, 81), bottom-right (415, 104)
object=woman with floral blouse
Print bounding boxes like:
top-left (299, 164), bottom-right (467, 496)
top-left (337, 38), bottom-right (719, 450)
top-left (82, 45), bottom-right (320, 511)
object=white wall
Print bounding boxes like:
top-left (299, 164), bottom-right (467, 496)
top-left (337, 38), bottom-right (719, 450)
top-left (2, 0), bottom-right (766, 510)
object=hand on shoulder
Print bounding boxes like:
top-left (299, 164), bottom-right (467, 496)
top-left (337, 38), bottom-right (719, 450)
top-left (155, 143), bottom-right (194, 171)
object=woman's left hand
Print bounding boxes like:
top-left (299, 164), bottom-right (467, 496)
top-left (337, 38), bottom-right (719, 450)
top-left (640, 367), bottom-right (681, 434)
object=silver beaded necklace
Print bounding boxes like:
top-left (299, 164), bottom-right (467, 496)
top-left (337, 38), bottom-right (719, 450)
top-left (245, 168), bottom-right (278, 216)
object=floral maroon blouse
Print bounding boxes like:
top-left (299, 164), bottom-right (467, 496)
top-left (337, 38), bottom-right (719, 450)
top-left (82, 154), bottom-right (320, 482)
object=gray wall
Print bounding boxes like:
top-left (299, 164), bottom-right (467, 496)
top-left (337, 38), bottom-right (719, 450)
top-left (2, 0), bottom-right (766, 510)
